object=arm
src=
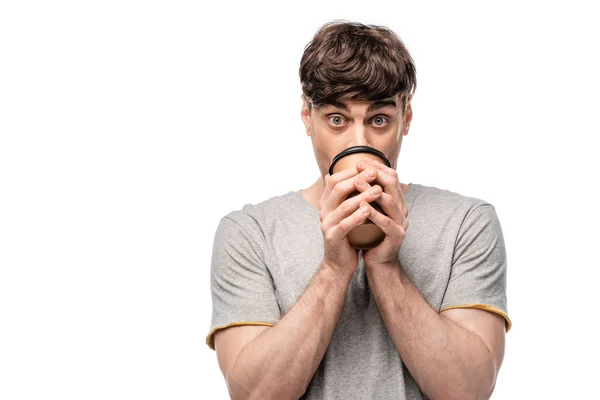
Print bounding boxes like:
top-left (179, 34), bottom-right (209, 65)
top-left (366, 263), bottom-right (505, 400)
top-left (355, 158), bottom-right (508, 400)
top-left (210, 166), bottom-right (382, 399)
top-left (215, 262), bottom-right (353, 400)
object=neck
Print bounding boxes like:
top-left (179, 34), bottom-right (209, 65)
top-left (301, 176), bottom-right (326, 210)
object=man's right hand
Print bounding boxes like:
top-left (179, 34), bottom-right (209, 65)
top-left (318, 165), bottom-right (381, 274)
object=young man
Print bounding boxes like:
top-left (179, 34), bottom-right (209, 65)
top-left (206, 20), bottom-right (510, 400)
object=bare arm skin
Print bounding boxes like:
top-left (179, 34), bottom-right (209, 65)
top-left (353, 158), bottom-right (506, 400)
top-left (366, 263), bottom-right (505, 400)
top-left (213, 167), bottom-right (382, 400)
top-left (215, 262), bottom-right (353, 400)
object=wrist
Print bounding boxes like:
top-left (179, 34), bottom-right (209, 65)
top-left (365, 260), bottom-right (405, 286)
top-left (365, 259), bottom-right (401, 274)
top-left (321, 260), bottom-right (356, 281)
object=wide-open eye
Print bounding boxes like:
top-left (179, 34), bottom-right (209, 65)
top-left (372, 116), bottom-right (389, 127)
top-left (328, 115), bottom-right (345, 126)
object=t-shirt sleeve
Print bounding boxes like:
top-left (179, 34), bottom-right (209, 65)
top-left (205, 213), bottom-right (281, 350)
top-left (440, 204), bottom-right (512, 332)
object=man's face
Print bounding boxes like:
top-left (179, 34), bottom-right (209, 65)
top-left (300, 93), bottom-right (412, 178)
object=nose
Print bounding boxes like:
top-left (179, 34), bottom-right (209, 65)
top-left (347, 123), bottom-right (370, 148)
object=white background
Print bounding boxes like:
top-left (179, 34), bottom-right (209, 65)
top-left (1, 1), bottom-right (598, 399)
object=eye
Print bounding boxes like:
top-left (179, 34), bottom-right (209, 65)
top-left (372, 116), bottom-right (389, 127)
top-left (328, 115), bottom-right (346, 127)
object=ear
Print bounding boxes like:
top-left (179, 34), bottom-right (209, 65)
top-left (300, 94), bottom-right (313, 137)
top-left (402, 97), bottom-right (413, 136)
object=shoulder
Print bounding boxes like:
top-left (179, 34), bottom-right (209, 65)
top-left (410, 183), bottom-right (496, 221)
top-left (224, 190), bottom-right (301, 223)
top-left (217, 190), bottom-right (303, 239)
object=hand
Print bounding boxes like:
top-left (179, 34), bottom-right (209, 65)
top-left (319, 166), bottom-right (382, 275)
top-left (355, 158), bottom-right (409, 268)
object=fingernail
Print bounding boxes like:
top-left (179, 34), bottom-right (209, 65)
top-left (366, 169), bottom-right (375, 178)
top-left (370, 186), bottom-right (380, 194)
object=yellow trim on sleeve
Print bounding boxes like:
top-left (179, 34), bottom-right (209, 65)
top-left (206, 322), bottom-right (276, 350)
top-left (440, 303), bottom-right (512, 333)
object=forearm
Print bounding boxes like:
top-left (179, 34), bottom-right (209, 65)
top-left (227, 262), bottom-right (353, 400)
top-left (366, 264), bottom-right (496, 400)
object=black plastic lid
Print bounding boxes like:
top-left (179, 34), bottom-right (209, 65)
top-left (328, 146), bottom-right (391, 175)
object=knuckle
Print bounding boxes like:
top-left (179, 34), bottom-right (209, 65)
top-left (327, 176), bottom-right (339, 190)
top-left (353, 212), bottom-right (365, 224)
top-left (381, 217), bottom-right (392, 228)
top-left (332, 183), bottom-right (344, 195)
top-left (339, 201), bottom-right (352, 215)
top-left (362, 170), bottom-right (376, 180)
top-left (324, 230), bottom-right (335, 242)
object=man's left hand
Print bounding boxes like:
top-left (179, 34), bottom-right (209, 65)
top-left (355, 157), bottom-right (409, 268)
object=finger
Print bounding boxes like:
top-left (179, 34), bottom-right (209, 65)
top-left (321, 184), bottom-right (382, 232)
top-left (356, 159), bottom-right (406, 208)
top-left (372, 190), bottom-right (403, 222)
top-left (357, 157), bottom-right (396, 176)
top-left (357, 160), bottom-right (401, 192)
top-left (323, 167), bottom-right (360, 200)
top-left (321, 168), bottom-right (378, 216)
top-left (374, 189), bottom-right (409, 220)
top-left (325, 201), bottom-right (371, 242)
top-left (366, 203), bottom-right (408, 238)
top-left (353, 175), bottom-right (374, 193)
top-left (353, 174), bottom-right (402, 219)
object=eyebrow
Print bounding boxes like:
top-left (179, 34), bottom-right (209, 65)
top-left (323, 99), bottom-right (398, 113)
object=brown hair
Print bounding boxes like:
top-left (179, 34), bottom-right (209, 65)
top-left (299, 20), bottom-right (416, 112)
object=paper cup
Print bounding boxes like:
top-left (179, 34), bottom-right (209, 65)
top-left (328, 146), bottom-right (391, 250)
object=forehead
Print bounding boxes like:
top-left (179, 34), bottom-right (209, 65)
top-left (318, 97), bottom-right (399, 113)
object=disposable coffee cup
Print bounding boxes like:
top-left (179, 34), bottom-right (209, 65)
top-left (328, 146), bottom-right (391, 250)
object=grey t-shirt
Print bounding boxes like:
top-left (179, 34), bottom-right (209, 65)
top-left (206, 183), bottom-right (510, 399)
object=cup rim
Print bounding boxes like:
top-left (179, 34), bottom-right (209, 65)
top-left (328, 146), bottom-right (391, 175)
